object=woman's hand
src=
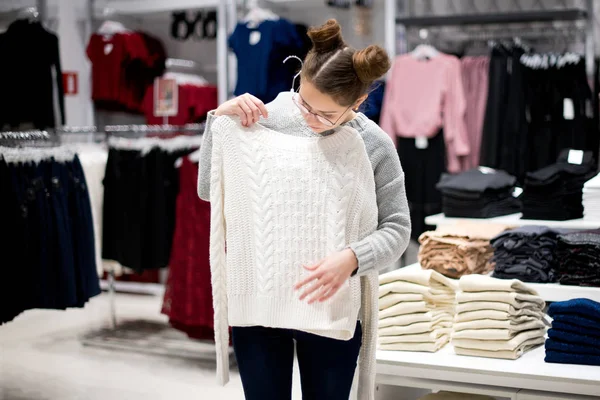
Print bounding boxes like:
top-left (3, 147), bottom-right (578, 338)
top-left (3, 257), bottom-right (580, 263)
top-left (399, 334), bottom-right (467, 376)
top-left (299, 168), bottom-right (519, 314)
top-left (294, 249), bottom-right (358, 304)
top-left (214, 93), bottom-right (268, 127)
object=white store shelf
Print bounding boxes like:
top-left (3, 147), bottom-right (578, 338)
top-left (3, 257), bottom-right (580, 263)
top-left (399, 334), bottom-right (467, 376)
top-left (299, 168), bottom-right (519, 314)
top-left (376, 345), bottom-right (600, 397)
top-left (425, 213), bottom-right (600, 230)
top-left (402, 263), bottom-right (600, 303)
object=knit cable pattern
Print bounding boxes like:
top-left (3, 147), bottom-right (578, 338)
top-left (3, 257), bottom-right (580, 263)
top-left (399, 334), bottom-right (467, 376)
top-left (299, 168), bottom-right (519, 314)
top-left (209, 116), bottom-right (379, 399)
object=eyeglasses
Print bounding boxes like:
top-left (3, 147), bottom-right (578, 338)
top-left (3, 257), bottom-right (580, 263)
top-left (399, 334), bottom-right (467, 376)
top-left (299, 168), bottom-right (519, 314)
top-left (292, 91), bottom-right (351, 128)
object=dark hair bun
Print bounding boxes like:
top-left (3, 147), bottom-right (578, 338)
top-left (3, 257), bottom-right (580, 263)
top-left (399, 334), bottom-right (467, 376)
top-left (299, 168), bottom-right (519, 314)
top-left (352, 45), bottom-right (391, 84)
top-left (307, 19), bottom-right (345, 53)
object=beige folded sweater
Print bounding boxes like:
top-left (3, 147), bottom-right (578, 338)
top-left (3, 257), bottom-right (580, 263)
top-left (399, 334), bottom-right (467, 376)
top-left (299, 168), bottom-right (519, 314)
top-left (451, 328), bottom-right (546, 351)
top-left (458, 275), bottom-right (538, 295)
top-left (379, 321), bottom-right (452, 337)
top-left (453, 337), bottom-right (545, 360)
top-left (379, 293), bottom-right (426, 310)
top-left (380, 301), bottom-right (454, 320)
top-left (378, 291), bottom-right (455, 309)
top-left (455, 309), bottom-right (544, 323)
top-left (453, 319), bottom-right (545, 333)
top-left (457, 301), bottom-right (543, 315)
top-left (379, 281), bottom-right (454, 298)
top-left (457, 292), bottom-right (545, 309)
top-left (451, 322), bottom-right (546, 340)
top-left (378, 336), bottom-right (449, 352)
top-left (379, 268), bottom-right (458, 291)
top-left (378, 329), bottom-right (452, 344)
top-left (379, 312), bottom-right (452, 328)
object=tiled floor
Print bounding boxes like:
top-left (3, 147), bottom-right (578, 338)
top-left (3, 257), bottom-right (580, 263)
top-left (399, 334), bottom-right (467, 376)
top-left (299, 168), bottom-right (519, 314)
top-left (0, 292), bottom-right (301, 400)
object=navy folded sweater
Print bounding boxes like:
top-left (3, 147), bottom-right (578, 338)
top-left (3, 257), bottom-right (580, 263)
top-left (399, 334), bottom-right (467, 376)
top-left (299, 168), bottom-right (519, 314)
top-left (547, 298), bottom-right (600, 321)
top-left (547, 328), bottom-right (600, 347)
top-left (551, 320), bottom-right (600, 338)
top-left (545, 350), bottom-right (600, 366)
top-left (551, 313), bottom-right (600, 329)
top-left (545, 338), bottom-right (600, 356)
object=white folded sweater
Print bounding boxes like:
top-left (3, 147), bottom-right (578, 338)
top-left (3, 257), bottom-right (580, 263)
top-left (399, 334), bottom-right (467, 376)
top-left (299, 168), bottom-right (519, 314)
top-left (457, 300), bottom-right (543, 315)
top-left (451, 328), bottom-right (546, 351)
top-left (209, 116), bottom-right (379, 399)
top-left (378, 320), bottom-right (452, 337)
top-left (379, 268), bottom-right (458, 291)
top-left (379, 311), bottom-right (452, 328)
top-left (453, 318), bottom-right (546, 333)
top-left (457, 292), bottom-right (545, 309)
top-left (451, 320), bottom-right (546, 340)
top-left (455, 309), bottom-right (545, 323)
top-left (378, 337), bottom-right (449, 352)
top-left (458, 275), bottom-right (539, 295)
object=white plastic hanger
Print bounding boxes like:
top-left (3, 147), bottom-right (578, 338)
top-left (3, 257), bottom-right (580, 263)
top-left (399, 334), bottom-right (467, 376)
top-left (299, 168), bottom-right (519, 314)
top-left (98, 20), bottom-right (129, 35)
top-left (243, 0), bottom-right (279, 26)
top-left (163, 72), bottom-right (208, 86)
top-left (411, 44), bottom-right (439, 60)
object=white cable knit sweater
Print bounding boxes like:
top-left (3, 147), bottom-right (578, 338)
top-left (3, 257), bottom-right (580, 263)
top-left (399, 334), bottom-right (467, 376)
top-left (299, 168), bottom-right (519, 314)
top-left (209, 115), bottom-right (379, 399)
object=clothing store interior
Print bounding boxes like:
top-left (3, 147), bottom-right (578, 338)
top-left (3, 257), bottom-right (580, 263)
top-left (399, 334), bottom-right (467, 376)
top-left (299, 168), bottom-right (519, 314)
top-left (3, 0), bottom-right (600, 399)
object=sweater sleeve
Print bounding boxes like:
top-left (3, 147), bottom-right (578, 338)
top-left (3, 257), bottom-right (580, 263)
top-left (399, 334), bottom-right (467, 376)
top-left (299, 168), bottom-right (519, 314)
top-left (209, 125), bottom-right (230, 385)
top-left (379, 60), bottom-right (400, 145)
top-left (197, 110), bottom-right (219, 201)
top-left (349, 128), bottom-right (411, 275)
top-left (443, 58), bottom-right (470, 173)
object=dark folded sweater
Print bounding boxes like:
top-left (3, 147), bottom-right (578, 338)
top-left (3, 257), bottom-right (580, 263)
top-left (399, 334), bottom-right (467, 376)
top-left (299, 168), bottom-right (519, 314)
top-left (551, 313), bottom-right (600, 328)
top-left (547, 298), bottom-right (600, 321)
top-left (551, 321), bottom-right (600, 338)
top-left (545, 338), bottom-right (600, 356)
top-left (547, 328), bottom-right (600, 347)
top-left (545, 350), bottom-right (600, 366)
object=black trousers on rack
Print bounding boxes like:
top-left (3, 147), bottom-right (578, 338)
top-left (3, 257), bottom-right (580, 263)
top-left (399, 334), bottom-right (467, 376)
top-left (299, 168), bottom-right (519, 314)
top-left (397, 131), bottom-right (446, 240)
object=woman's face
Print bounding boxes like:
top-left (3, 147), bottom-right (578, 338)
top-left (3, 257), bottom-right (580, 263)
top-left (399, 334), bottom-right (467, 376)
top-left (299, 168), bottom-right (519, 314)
top-left (294, 81), bottom-right (354, 134)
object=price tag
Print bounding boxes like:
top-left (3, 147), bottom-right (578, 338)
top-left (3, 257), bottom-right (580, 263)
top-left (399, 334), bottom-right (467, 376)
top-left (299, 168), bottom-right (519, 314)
top-left (567, 149), bottom-right (584, 165)
top-left (415, 137), bottom-right (428, 149)
top-left (513, 187), bottom-right (523, 198)
top-left (249, 31), bottom-right (261, 45)
top-left (563, 98), bottom-right (575, 120)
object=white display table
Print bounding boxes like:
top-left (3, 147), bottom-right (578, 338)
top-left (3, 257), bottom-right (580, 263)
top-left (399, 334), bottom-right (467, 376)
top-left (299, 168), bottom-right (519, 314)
top-left (424, 213), bottom-right (600, 230)
top-left (376, 345), bottom-right (600, 399)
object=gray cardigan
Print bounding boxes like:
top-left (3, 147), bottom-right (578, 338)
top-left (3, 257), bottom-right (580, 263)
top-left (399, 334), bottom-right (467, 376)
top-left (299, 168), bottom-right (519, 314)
top-left (197, 92), bottom-right (411, 275)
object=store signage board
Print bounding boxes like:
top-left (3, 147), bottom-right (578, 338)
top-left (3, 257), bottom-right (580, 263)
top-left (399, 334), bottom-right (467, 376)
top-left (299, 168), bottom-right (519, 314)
top-left (154, 78), bottom-right (178, 117)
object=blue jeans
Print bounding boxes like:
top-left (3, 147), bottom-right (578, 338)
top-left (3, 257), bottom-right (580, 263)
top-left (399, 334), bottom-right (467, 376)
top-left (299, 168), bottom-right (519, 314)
top-left (232, 322), bottom-right (362, 400)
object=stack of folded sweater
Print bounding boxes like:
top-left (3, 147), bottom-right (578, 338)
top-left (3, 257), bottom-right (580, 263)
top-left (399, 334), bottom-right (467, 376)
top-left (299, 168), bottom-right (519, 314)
top-left (378, 269), bottom-right (458, 352)
top-left (452, 275), bottom-right (547, 359)
top-left (436, 168), bottom-right (521, 218)
top-left (545, 298), bottom-right (600, 366)
top-left (521, 149), bottom-right (597, 221)
top-left (583, 173), bottom-right (600, 220)
top-left (556, 230), bottom-right (600, 287)
top-left (419, 223), bottom-right (509, 278)
top-left (491, 226), bottom-right (567, 283)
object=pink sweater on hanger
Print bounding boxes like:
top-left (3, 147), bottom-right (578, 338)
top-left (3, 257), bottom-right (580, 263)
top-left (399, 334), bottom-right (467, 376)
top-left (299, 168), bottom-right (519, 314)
top-left (380, 53), bottom-right (470, 173)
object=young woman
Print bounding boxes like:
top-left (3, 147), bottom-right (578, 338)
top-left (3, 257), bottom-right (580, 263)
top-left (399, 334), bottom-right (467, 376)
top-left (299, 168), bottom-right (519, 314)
top-left (198, 19), bottom-right (410, 400)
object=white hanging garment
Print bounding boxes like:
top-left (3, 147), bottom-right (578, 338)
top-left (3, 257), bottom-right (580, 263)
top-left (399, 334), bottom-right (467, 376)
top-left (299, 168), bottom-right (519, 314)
top-left (163, 71), bottom-right (208, 86)
top-left (243, 1), bottom-right (279, 26)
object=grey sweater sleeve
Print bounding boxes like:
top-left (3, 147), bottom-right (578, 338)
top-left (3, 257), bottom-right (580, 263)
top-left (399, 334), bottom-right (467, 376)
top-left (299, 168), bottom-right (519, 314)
top-left (197, 111), bottom-right (218, 202)
top-left (349, 123), bottom-right (411, 276)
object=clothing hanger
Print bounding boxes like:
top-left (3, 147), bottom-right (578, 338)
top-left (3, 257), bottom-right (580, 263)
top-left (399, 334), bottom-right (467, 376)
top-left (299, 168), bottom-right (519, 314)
top-left (243, 0), bottom-right (279, 26)
top-left (283, 55), bottom-right (303, 91)
top-left (97, 8), bottom-right (130, 35)
top-left (411, 29), bottom-right (439, 60)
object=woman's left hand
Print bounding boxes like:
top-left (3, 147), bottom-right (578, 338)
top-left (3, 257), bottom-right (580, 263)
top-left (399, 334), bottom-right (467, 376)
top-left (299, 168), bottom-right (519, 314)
top-left (294, 249), bottom-right (358, 304)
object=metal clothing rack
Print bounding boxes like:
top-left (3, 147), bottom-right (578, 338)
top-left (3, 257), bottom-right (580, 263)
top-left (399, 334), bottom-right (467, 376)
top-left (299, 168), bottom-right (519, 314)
top-left (81, 122), bottom-right (231, 364)
top-left (392, 0), bottom-right (595, 80)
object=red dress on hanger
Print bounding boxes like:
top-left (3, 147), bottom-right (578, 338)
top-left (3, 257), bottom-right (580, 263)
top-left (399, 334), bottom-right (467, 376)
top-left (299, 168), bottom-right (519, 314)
top-left (161, 157), bottom-right (214, 340)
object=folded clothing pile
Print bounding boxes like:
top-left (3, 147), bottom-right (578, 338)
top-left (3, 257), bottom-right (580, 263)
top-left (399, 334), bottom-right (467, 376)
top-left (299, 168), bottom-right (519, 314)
top-left (436, 168), bottom-right (521, 218)
top-left (583, 173), bottom-right (600, 220)
top-left (418, 392), bottom-right (496, 400)
top-left (545, 298), bottom-right (600, 366)
top-left (419, 223), bottom-right (509, 278)
top-left (491, 226), bottom-right (568, 283)
top-left (378, 269), bottom-right (457, 352)
top-left (521, 149), bottom-right (597, 221)
top-left (451, 275), bottom-right (546, 360)
top-left (556, 229), bottom-right (600, 287)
